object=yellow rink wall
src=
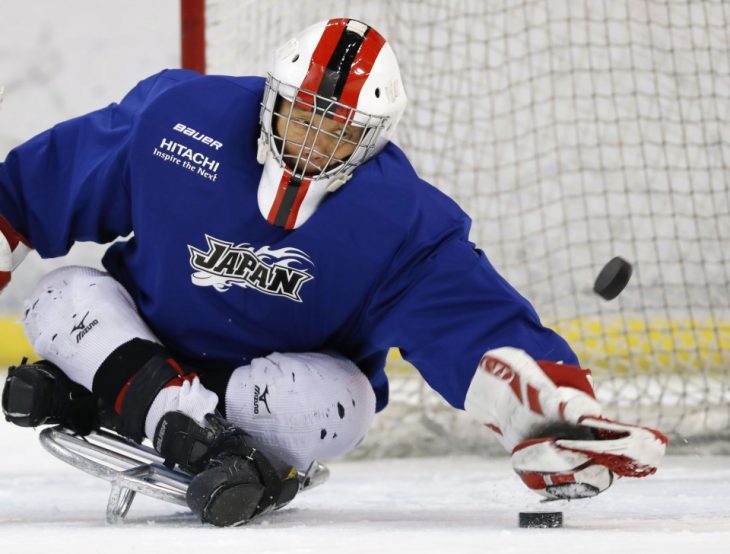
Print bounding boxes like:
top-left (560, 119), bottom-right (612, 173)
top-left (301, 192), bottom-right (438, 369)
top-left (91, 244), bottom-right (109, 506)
top-left (3, 314), bottom-right (730, 376)
top-left (386, 315), bottom-right (730, 377)
top-left (0, 317), bottom-right (36, 366)
top-left (553, 316), bottom-right (730, 376)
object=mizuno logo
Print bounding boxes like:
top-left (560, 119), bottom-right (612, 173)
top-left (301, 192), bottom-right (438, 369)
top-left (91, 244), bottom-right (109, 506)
top-left (70, 311), bottom-right (99, 344)
top-left (253, 384), bottom-right (272, 415)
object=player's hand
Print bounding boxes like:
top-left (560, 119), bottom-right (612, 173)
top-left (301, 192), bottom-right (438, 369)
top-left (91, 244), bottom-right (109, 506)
top-left (0, 214), bottom-right (31, 292)
top-left (464, 347), bottom-right (605, 451)
top-left (464, 347), bottom-right (668, 498)
top-left (511, 416), bottom-right (668, 500)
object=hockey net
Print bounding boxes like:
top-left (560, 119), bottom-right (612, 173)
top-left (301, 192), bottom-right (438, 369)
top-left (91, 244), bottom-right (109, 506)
top-left (185, 0), bottom-right (730, 455)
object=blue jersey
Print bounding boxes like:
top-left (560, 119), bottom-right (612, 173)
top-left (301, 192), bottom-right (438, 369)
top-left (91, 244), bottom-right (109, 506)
top-left (0, 70), bottom-right (578, 411)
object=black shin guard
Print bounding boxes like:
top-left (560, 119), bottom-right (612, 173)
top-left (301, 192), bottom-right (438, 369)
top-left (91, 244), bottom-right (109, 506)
top-left (93, 339), bottom-right (189, 443)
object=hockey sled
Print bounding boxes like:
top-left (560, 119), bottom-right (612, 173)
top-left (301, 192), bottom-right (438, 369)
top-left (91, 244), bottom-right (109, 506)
top-left (39, 425), bottom-right (329, 524)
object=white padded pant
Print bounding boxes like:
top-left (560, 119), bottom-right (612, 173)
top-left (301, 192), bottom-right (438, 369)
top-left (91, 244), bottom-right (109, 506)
top-left (224, 351), bottom-right (376, 470)
top-left (22, 266), bottom-right (376, 469)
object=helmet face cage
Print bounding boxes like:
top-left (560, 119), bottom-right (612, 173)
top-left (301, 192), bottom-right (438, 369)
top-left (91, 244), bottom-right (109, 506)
top-left (261, 75), bottom-right (390, 181)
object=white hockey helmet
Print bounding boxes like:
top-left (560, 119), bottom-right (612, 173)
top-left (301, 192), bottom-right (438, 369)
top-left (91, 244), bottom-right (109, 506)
top-left (257, 18), bottom-right (407, 229)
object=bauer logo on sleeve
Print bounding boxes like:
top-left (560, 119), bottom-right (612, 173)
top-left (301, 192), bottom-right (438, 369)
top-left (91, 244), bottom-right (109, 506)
top-left (150, 124), bottom-right (224, 183)
top-left (188, 234), bottom-right (314, 302)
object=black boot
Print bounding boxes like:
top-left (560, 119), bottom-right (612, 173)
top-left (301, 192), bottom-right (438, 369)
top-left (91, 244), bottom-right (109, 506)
top-left (2, 358), bottom-right (99, 435)
top-left (153, 411), bottom-right (300, 526)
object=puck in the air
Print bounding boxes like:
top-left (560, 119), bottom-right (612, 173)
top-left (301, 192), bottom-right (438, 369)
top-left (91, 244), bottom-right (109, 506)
top-left (518, 511), bottom-right (563, 528)
top-left (593, 256), bottom-right (632, 300)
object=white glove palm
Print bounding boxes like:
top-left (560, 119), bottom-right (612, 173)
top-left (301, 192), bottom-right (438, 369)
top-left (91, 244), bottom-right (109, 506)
top-left (511, 416), bottom-right (667, 499)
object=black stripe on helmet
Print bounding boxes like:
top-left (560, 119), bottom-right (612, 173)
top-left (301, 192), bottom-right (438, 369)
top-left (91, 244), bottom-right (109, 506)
top-left (317, 21), bottom-right (369, 103)
top-left (273, 175), bottom-right (303, 228)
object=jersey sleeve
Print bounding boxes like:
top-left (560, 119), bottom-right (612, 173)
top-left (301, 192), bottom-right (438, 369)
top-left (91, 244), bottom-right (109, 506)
top-left (364, 213), bottom-right (579, 411)
top-left (0, 70), bottom-right (187, 258)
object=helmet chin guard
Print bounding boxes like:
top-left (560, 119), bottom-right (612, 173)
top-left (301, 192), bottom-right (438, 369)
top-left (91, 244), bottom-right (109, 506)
top-left (257, 18), bottom-right (407, 230)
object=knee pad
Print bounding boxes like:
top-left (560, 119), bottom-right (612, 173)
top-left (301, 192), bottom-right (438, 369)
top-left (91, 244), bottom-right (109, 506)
top-left (22, 266), bottom-right (159, 389)
top-left (224, 351), bottom-right (376, 470)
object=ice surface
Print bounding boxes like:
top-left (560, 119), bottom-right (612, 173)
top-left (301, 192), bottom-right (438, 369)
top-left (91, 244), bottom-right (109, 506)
top-left (1, 420), bottom-right (729, 553)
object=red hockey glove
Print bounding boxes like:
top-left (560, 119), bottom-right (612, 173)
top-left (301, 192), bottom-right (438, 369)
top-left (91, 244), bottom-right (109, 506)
top-left (463, 347), bottom-right (667, 499)
top-left (0, 214), bottom-right (32, 292)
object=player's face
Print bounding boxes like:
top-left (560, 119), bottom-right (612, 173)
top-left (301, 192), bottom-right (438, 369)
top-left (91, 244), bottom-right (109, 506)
top-left (274, 99), bottom-right (364, 176)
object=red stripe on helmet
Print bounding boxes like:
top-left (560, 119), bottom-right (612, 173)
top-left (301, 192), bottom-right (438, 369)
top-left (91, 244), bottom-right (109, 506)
top-left (284, 177), bottom-right (312, 229)
top-left (298, 19), bottom-right (348, 107)
top-left (268, 171), bottom-right (293, 225)
top-left (338, 27), bottom-right (386, 110)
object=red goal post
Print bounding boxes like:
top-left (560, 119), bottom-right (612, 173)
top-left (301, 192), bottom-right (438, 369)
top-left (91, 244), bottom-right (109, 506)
top-left (180, 0), bottom-right (205, 74)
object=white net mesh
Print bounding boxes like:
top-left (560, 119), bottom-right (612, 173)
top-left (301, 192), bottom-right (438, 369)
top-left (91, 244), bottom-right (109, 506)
top-left (199, 0), bottom-right (730, 454)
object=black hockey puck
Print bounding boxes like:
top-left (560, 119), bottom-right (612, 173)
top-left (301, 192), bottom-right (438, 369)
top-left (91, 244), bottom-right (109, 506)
top-left (593, 256), bottom-right (633, 300)
top-left (518, 511), bottom-right (563, 528)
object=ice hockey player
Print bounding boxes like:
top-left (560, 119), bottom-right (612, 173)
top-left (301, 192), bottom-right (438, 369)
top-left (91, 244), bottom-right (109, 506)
top-left (0, 18), bottom-right (666, 526)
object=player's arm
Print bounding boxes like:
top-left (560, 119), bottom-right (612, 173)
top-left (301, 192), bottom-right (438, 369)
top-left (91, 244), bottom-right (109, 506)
top-left (0, 70), bottom-right (186, 293)
top-left (0, 213), bottom-right (32, 291)
top-left (364, 224), bottom-right (666, 499)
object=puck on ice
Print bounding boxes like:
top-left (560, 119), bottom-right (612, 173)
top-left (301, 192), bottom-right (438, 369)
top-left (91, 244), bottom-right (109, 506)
top-left (518, 511), bottom-right (563, 528)
top-left (593, 256), bottom-right (633, 300)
